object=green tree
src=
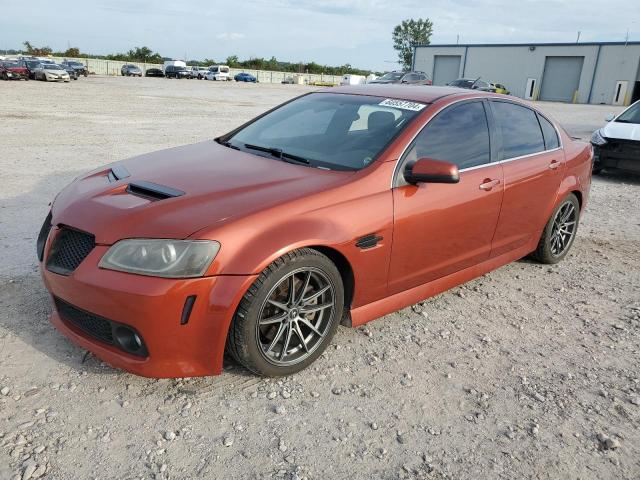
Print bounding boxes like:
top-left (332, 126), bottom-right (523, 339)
top-left (392, 18), bottom-right (433, 70)
top-left (127, 46), bottom-right (153, 62)
top-left (226, 55), bottom-right (239, 67)
top-left (64, 47), bottom-right (81, 58)
top-left (23, 41), bottom-right (53, 57)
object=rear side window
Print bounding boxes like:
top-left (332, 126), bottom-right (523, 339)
top-left (537, 114), bottom-right (560, 150)
top-left (491, 102), bottom-right (545, 160)
top-left (407, 101), bottom-right (491, 169)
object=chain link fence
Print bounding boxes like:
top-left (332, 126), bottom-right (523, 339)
top-left (40, 56), bottom-right (341, 85)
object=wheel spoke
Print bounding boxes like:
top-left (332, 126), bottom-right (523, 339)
top-left (279, 323), bottom-right (293, 360)
top-left (293, 323), bottom-right (309, 352)
top-left (266, 323), bottom-right (286, 353)
top-left (300, 302), bottom-right (333, 314)
top-left (267, 299), bottom-right (288, 311)
top-left (295, 271), bottom-right (312, 306)
top-left (286, 274), bottom-right (296, 306)
top-left (302, 285), bottom-right (330, 305)
top-left (299, 317), bottom-right (323, 336)
top-left (260, 312), bottom-right (287, 326)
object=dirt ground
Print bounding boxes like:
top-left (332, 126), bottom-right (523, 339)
top-left (0, 77), bottom-right (638, 480)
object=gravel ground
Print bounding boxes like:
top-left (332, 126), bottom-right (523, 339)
top-left (0, 77), bottom-right (639, 480)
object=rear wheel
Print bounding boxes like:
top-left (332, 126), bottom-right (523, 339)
top-left (227, 249), bottom-right (343, 376)
top-left (531, 193), bottom-right (580, 264)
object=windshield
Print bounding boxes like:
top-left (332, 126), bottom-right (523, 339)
top-left (449, 79), bottom-right (474, 88)
top-left (616, 102), bottom-right (640, 124)
top-left (378, 72), bottom-right (404, 81)
top-left (2, 62), bottom-right (19, 67)
top-left (44, 64), bottom-right (64, 70)
top-left (223, 93), bottom-right (425, 171)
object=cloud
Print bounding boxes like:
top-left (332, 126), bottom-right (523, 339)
top-left (216, 32), bottom-right (245, 40)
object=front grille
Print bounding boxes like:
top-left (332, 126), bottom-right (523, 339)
top-left (46, 227), bottom-right (95, 275)
top-left (54, 297), bottom-right (114, 345)
top-left (36, 212), bottom-right (53, 261)
top-left (604, 139), bottom-right (640, 156)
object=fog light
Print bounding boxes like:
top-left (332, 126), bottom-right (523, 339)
top-left (114, 326), bottom-right (147, 356)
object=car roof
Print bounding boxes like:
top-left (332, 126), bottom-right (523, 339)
top-left (321, 84), bottom-right (486, 103)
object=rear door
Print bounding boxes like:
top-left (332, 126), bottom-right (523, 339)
top-left (488, 100), bottom-right (564, 257)
top-left (388, 99), bottom-right (504, 293)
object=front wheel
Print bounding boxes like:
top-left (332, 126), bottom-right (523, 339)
top-left (227, 249), bottom-right (344, 376)
top-left (531, 193), bottom-right (580, 264)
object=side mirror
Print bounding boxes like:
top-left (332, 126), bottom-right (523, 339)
top-left (404, 158), bottom-right (459, 185)
top-left (605, 113), bottom-right (615, 122)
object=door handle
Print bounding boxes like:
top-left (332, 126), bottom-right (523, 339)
top-left (549, 159), bottom-right (560, 170)
top-left (479, 179), bottom-right (500, 191)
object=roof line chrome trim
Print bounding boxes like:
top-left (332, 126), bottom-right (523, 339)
top-left (390, 97), bottom-right (565, 188)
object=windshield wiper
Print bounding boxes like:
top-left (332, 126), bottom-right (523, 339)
top-left (243, 143), bottom-right (310, 165)
top-left (217, 139), bottom-right (240, 150)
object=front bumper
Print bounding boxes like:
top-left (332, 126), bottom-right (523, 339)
top-left (40, 226), bottom-right (256, 377)
top-left (594, 140), bottom-right (640, 173)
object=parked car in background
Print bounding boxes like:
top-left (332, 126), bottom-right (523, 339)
top-left (189, 66), bottom-right (209, 79)
top-left (164, 65), bottom-right (190, 79)
top-left (50, 62), bottom-right (78, 80)
top-left (121, 64), bottom-right (142, 77)
top-left (448, 78), bottom-right (495, 92)
top-left (369, 71), bottom-right (432, 85)
top-left (491, 83), bottom-right (510, 95)
top-left (591, 100), bottom-right (640, 174)
top-left (145, 68), bottom-right (164, 78)
top-left (37, 85), bottom-right (592, 378)
top-left (234, 72), bottom-right (257, 82)
top-left (16, 59), bottom-right (41, 79)
top-left (61, 60), bottom-right (88, 77)
top-left (0, 60), bottom-right (29, 80)
top-left (204, 65), bottom-right (231, 81)
top-left (33, 63), bottom-right (70, 82)
top-left (340, 74), bottom-right (366, 86)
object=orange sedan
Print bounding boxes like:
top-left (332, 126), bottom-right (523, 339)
top-left (38, 85), bottom-right (593, 378)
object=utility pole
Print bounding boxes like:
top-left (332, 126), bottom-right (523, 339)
top-left (456, 34), bottom-right (459, 45)
top-left (576, 31), bottom-right (581, 44)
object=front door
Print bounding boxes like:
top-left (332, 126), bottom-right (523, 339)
top-left (389, 100), bottom-right (504, 294)
top-left (488, 100), bottom-right (564, 257)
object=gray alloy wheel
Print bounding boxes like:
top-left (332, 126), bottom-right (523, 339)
top-left (531, 193), bottom-right (580, 264)
top-left (226, 248), bottom-right (344, 376)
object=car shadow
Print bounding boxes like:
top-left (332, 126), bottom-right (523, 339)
top-left (0, 170), bottom-right (256, 382)
top-left (594, 169), bottom-right (640, 185)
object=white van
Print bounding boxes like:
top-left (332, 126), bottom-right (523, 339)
top-left (204, 65), bottom-right (231, 81)
top-left (163, 60), bottom-right (187, 73)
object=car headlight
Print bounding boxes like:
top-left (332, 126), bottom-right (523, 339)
top-left (590, 129), bottom-right (607, 146)
top-left (99, 239), bottom-right (220, 278)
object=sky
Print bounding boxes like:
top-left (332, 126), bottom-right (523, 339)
top-left (1, 0), bottom-right (638, 71)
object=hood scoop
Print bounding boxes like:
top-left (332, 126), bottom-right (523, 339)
top-left (107, 165), bottom-right (131, 182)
top-left (126, 181), bottom-right (185, 201)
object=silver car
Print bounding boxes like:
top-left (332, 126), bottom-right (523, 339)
top-left (34, 63), bottom-right (70, 82)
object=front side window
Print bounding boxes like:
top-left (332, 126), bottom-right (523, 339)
top-left (491, 101), bottom-right (545, 160)
top-left (404, 101), bottom-right (491, 170)
top-left (223, 93), bottom-right (423, 171)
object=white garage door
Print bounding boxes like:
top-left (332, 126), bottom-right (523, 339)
top-left (540, 56), bottom-right (584, 102)
top-left (433, 55), bottom-right (461, 86)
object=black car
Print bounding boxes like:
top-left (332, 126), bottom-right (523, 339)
top-left (145, 68), bottom-right (164, 77)
top-left (54, 63), bottom-right (78, 80)
top-left (447, 78), bottom-right (495, 92)
top-left (17, 59), bottom-right (42, 79)
top-left (61, 60), bottom-right (88, 77)
top-left (121, 64), bottom-right (142, 77)
top-left (164, 65), bottom-right (190, 79)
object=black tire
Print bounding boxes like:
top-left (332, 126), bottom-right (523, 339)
top-left (2, 72), bottom-right (8, 81)
top-left (227, 248), bottom-right (344, 376)
top-left (531, 193), bottom-right (580, 264)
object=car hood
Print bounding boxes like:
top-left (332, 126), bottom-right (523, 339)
top-left (51, 140), bottom-right (352, 245)
top-left (4, 67), bottom-right (27, 73)
top-left (603, 121), bottom-right (640, 141)
top-left (43, 68), bottom-right (68, 75)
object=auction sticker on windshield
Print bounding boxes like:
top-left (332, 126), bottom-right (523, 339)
top-left (378, 99), bottom-right (426, 111)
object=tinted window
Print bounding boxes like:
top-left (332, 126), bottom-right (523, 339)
top-left (537, 114), bottom-right (560, 150)
top-left (492, 102), bottom-right (545, 160)
top-left (226, 93), bottom-right (423, 171)
top-left (407, 101), bottom-right (491, 169)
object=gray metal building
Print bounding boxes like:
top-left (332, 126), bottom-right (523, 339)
top-left (413, 42), bottom-right (640, 105)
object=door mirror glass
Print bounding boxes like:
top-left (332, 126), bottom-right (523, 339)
top-left (605, 113), bottom-right (615, 122)
top-left (404, 158), bottom-right (459, 185)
